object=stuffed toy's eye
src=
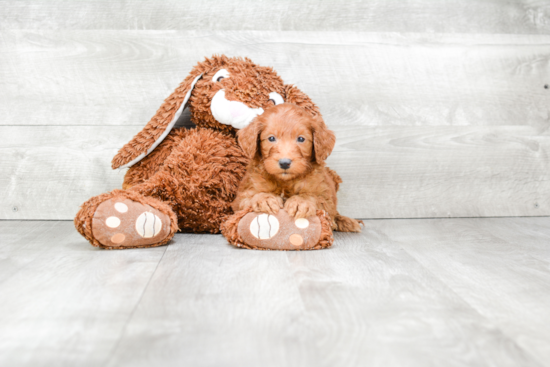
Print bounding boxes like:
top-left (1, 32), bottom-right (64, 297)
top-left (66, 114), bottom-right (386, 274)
top-left (297, 136), bottom-right (305, 143)
top-left (212, 69), bottom-right (230, 82)
top-left (268, 92), bottom-right (284, 106)
top-left (268, 136), bottom-right (276, 142)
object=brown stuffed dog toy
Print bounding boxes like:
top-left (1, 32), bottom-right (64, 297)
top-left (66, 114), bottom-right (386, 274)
top-left (74, 55), bottom-right (320, 249)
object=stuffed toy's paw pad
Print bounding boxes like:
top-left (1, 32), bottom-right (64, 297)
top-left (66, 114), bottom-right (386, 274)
top-left (92, 198), bottom-right (171, 248)
top-left (237, 210), bottom-right (322, 250)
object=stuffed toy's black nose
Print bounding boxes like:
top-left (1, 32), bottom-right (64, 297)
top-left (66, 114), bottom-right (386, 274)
top-left (279, 158), bottom-right (292, 170)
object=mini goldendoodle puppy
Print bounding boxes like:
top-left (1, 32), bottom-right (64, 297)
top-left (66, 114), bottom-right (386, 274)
top-left (233, 103), bottom-right (362, 233)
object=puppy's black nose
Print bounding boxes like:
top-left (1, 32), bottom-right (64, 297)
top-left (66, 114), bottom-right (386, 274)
top-left (279, 158), bottom-right (292, 170)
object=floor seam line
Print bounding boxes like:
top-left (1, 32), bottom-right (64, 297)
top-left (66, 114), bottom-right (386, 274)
top-left (103, 245), bottom-right (169, 366)
top-left (398, 244), bottom-right (546, 367)
top-left (2, 215), bottom-right (549, 222)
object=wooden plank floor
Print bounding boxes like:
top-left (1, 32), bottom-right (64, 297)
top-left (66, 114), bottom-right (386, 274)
top-left (1, 217), bottom-right (549, 367)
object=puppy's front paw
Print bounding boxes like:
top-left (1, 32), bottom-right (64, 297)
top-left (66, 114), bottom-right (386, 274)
top-left (284, 196), bottom-right (317, 218)
top-left (251, 193), bottom-right (284, 214)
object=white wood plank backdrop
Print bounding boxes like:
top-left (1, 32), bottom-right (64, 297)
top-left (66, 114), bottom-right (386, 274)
top-left (1, 3), bottom-right (550, 220)
top-left (1, 125), bottom-right (549, 220)
top-left (1, 0), bottom-right (549, 34)
top-left (2, 31), bottom-right (549, 128)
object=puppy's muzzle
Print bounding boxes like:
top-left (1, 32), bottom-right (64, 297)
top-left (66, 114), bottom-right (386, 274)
top-left (279, 158), bottom-right (292, 170)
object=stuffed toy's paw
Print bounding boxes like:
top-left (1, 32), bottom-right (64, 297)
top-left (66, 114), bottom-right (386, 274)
top-left (222, 209), bottom-right (334, 251)
top-left (75, 189), bottom-right (178, 250)
top-left (92, 198), bottom-right (172, 248)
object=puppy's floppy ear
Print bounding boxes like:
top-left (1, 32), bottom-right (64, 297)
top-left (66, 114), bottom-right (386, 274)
top-left (237, 117), bottom-right (264, 159)
top-left (311, 115), bottom-right (336, 163)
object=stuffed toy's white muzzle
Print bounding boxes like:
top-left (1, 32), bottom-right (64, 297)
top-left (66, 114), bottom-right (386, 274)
top-left (210, 90), bottom-right (265, 130)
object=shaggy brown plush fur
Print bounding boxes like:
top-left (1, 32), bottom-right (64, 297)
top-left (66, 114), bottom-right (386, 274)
top-left (111, 56), bottom-right (320, 169)
top-left (232, 104), bottom-right (362, 232)
top-left (126, 128), bottom-right (248, 233)
top-left (75, 55), bottom-right (321, 249)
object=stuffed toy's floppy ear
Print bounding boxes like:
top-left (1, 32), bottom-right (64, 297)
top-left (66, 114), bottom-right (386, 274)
top-left (237, 117), bottom-right (264, 159)
top-left (311, 115), bottom-right (336, 163)
top-left (111, 71), bottom-right (203, 169)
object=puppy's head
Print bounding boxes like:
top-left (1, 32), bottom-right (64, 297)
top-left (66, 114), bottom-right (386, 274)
top-left (238, 103), bottom-right (336, 181)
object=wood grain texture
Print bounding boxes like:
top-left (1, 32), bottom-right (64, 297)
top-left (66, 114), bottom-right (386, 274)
top-left (107, 233), bottom-right (306, 367)
top-left (0, 221), bottom-right (167, 367)
top-left (0, 126), bottom-right (141, 220)
top-left (332, 125), bottom-right (550, 219)
top-left (1, 31), bottom-right (549, 129)
top-left (1, 0), bottom-right (549, 34)
top-left (384, 217), bottom-right (550, 366)
top-left (2, 125), bottom-right (549, 220)
top-left (280, 230), bottom-right (541, 367)
top-left (98, 224), bottom-right (544, 366)
top-left (2, 218), bottom-right (550, 366)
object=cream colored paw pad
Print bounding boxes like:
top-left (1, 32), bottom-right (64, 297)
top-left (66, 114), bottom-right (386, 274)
top-left (106, 216), bottom-right (121, 228)
top-left (237, 210), bottom-right (323, 251)
top-left (249, 214), bottom-right (279, 239)
top-left (289, 234), bottom-right (304, 247)
top-left (135, 212), bottom-right (163, 238)
top-left (114, 202), bottom-right (128, 213)
top-left (295, 218), bottom-right (309, 229)
top-left (111, 233), bottom-right (126, 244)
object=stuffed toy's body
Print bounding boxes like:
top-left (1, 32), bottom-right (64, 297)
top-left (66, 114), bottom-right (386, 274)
top-left (75, 55), bottom-right (320, 249)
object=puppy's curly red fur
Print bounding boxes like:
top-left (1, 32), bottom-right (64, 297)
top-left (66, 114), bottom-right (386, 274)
top-left (233, 103), bottom-right (362, 232)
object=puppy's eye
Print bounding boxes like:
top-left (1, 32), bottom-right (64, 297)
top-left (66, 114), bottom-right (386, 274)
top-left (268, 136), bottom-right (276, 142)
top-left (212, 69), bottom-right (230, 82)
top-left (297, 136), bottom-right (305, 143)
